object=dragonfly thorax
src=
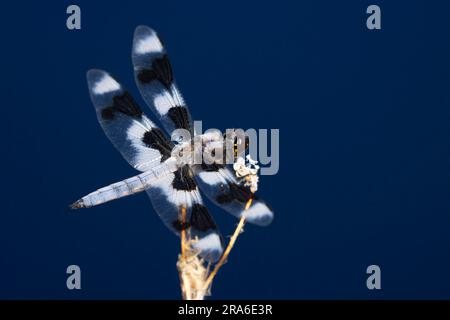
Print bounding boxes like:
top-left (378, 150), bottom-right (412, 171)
top-left (170, 130), bottom-right (248, 168)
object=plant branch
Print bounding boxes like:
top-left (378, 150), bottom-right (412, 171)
top-left (202, 197), bottom-right (253, 292)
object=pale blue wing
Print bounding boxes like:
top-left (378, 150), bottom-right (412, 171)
top-left (146, 165), bottom-right (224, 262)
top-left (131, 26), bottom-right (193, 139)
top-left (86, 69), bottom-right (173, 171)
top-left (194, 165), bottom-right (274, 226)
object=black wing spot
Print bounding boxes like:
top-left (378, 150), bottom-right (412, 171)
top-left (190, 204), bottom-right (217, 232)
top-left (172, 165), bottom-right (197, 191)
top-left (152, 54), bottom-right (173, 87)
top-left (142, 128), bottom-right (173, 161)
top-left (201, 163), bottom-right (225, 172)
top-left (101, 92), bottom-right (143, 120)
top-left (137, 69), bottom-right (157, 84)
top-left (137, 54), bottom-right (173, 88)
top-left (216, 183), bottom-right (257, 204)
top-left (167, 106), bottom-right (191, 131)
top-left (172, 219), bottom-right (190, 231)
top-left (101, 108), bottom-right (115, 120)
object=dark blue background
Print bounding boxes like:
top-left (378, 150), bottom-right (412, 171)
top-left (1, 0), bottom-right (450, 299)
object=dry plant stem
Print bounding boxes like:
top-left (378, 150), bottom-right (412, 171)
top-left (202, 197), bottom-right (253, 292)
top-left (178, 197), bottom-right (254, 299)
top-left (180, 206), bottom-right (187, 258)
top-left (177, 246), bottom-right (209, 300)
top-left (178, 206), bottom-right (209, 300)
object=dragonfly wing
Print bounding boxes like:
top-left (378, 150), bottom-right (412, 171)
top-left (86, 69), bottom-right (173, 172)
top-left (132, 26), bottom-right (193, 140)
top-left (195, 165), bottom-right (274, 226)
top-left (146, 165), bottom-right (224, 262)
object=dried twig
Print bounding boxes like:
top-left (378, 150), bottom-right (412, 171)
top-left (202, 197), bottom-right (252, 291)
top-left (177, 205), bottom-right (209, 300)
top-left (177, 198), bottom-right (253, 300)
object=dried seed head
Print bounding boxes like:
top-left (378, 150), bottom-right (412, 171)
top-left (177, 239), bottom-right (210, 300)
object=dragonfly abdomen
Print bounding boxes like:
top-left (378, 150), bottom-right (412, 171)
top-left (70, 158), bottom-right (178, 209)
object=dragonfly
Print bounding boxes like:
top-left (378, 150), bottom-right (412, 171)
top-left (70, 26), bottom-right (274, 262)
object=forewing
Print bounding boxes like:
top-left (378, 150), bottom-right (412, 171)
top-left (195, 165), bottom-right (274, 226)
top-left (87, 69), bottom-right (173, 171)
top-left (146, 165), bottom-right (224, 262)
top-left (132, 26), bottom-right (193, 138)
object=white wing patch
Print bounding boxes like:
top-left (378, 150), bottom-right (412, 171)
top-left (131, 145), bottom-right (164, 172)
top-left (134, 32), bottom-right (164, 55)
top-left (152, 84), bottom-right (185, 117)
top-left (197, 170), bottom-right (226, 186)
top-left (192, 233), bottom-right (222, 255)
top-left (242, 202), bottom-right (273, 225)
top-left (92, 74), bottom-right (121, 95)
top-left (153, 91), bottom-right (177, 115)
top-left (125, 115), bottom-right (156, 139)
top-left (125, 116), bottom-right (165, 172)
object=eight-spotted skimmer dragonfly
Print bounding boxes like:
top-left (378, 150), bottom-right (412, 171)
top-left (70, 26), bottom-right (274, 262)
